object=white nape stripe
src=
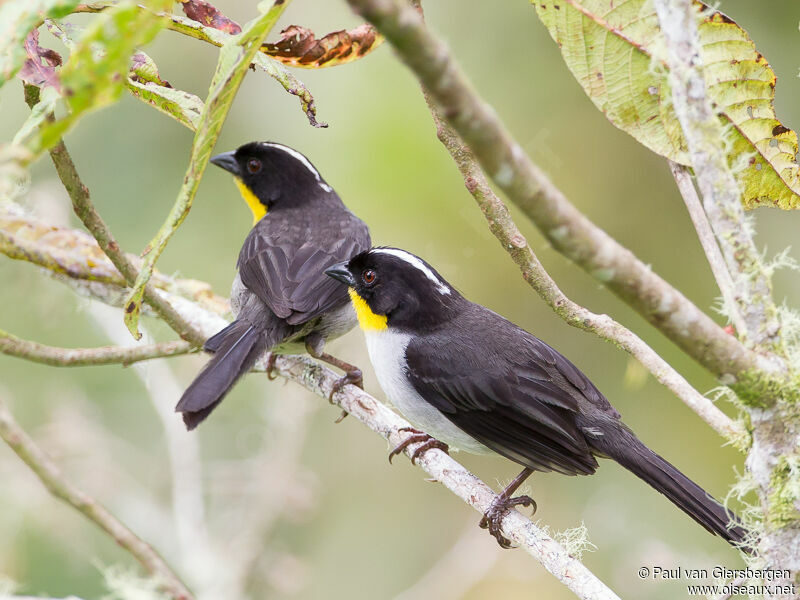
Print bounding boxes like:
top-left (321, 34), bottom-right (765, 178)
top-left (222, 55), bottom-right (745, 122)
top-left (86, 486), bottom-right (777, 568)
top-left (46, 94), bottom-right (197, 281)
top-left (261, 142), bottom-right (333, 193)
top-left (372, 248), bottom-right (451, 295)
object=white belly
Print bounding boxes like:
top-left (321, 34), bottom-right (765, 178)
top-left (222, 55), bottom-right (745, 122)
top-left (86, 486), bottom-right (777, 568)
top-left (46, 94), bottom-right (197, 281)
top-left (365, 330), bottom-right (489, 454)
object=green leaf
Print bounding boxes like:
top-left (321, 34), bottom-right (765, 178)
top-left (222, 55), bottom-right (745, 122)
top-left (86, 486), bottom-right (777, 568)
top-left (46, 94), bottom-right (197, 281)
top-left (534, 0), bottom-right (800, 209)
top-left (122, 0), bottom-right (293, 339)
top-left (27, 0), bottom-right (171, 156)
top-left (0, 0), bottom-right (79, 89)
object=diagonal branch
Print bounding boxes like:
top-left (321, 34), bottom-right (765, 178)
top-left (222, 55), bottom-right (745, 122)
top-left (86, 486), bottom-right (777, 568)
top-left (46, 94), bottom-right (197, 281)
top-left (343, 0), bottom-right (770, 386)
top-left (417, 65), bottom-right (743, 444)
top-left (0, 215), bottom-right (619, 600)
top-left (669, 161), bottom-right (746, 336)
top-left (0, 396), bottom-right (193, 600)
top-left (654, 2), bottom-right (782, 355)
top-left (0, 328), bottom-right (192, 366)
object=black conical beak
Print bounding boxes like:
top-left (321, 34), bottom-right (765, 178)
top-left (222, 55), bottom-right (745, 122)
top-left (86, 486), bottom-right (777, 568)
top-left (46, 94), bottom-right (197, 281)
top-left (210, 151), bottom-right (240, 176)
top-left (325, 262), bottom-right (356, 286)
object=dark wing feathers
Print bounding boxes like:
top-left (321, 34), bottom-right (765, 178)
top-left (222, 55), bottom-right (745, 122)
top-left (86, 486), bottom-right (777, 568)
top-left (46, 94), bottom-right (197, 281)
top-left (405, 305), bottom-right (612, 476)
top-left (237, 219), bottom-right (369, 326)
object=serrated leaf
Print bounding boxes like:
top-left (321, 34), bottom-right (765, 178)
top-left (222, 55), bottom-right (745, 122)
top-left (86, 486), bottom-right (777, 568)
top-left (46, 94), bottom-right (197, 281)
top-left (534, 0), bottom-right (800, 209)
top-left (27, 0), bottom-right (171, 157)
top-left (122, 0), bottom-right (292, 338)
top-left (126, 77), bottom-right (204, 130)
top-left (262, 23), bottom-right (384, 68)
top-left (0, 0), bottom-right (79, 89)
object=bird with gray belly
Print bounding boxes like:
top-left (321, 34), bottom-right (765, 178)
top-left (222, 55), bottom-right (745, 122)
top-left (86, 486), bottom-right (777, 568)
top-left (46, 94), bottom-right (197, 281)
top-left (176, 141), bottom-right (370, 430)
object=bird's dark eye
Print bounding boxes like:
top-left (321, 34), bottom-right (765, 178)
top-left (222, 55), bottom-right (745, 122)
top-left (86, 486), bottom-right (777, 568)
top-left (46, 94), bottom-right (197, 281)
top-left (362, 269), bottom-right (377, 285)
top-left (247, 159), bottom-right (262, 174)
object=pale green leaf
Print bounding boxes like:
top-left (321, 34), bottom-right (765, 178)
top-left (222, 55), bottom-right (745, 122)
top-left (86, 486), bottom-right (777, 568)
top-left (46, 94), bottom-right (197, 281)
top-left (534, 0), bottom-right (800, 209)
top-left (0, 0), bottom-right (79, 88)
top-left (122, 0), bottom-right (293, 338)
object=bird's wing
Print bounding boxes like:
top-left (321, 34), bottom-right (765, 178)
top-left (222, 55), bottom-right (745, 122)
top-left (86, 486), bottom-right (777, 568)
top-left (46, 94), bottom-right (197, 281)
top-left (404, 314), bottom-right (603, 475)
top-left (237, 218), bottom-right (370, 325)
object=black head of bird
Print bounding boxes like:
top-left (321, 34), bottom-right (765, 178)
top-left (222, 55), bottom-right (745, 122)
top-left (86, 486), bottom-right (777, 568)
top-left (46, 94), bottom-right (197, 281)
top-left (325, 247), bottom-right (462, 332)
top-left (210, 141), bottom-right (334, 223)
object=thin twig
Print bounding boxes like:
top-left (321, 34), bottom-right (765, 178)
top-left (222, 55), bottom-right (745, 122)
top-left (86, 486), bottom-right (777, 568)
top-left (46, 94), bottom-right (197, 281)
top-left (654, 2), bottom-right (781, 354)
top-left (23, 85), bottom-right (207, 346)
top-left (0, 328), bottom-right (192, 366)
top-left (343, 0), bottom-right (770, 385)
top-left (669, 161), bottom-right (746, 336)
top-left (0, 396), bottom-right (193, 600)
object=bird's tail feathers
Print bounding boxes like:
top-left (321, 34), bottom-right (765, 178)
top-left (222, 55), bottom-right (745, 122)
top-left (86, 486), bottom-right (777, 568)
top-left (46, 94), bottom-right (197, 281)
top-left (176, 320), bottom-right (284, 430)
top-left (587, 420), bottom-right (748, 549)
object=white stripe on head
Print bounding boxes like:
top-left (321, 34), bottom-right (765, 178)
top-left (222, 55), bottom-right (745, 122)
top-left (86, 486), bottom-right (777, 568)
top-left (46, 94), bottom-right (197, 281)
top-left (372, 248), bottom-right (451, 295)
top-left (261, 142), bottom-right (333, 193)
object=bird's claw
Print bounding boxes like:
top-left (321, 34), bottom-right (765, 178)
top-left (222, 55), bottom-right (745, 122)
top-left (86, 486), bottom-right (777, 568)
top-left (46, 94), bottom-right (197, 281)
top-left (479, 494), bottom-right (537, 549)
top-left (328, 368), bottom-right (363, 403)
top-left (388, 427), bottom-right (450, 465)
top-left (265, 353), bottom-right (278, 381)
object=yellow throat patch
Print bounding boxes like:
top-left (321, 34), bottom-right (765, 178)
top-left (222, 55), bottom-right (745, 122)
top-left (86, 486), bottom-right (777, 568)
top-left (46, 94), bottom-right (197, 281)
top-left (235, 177), bottom-right (267, 224)
top-left (348, 288), bottom-right (387, 331)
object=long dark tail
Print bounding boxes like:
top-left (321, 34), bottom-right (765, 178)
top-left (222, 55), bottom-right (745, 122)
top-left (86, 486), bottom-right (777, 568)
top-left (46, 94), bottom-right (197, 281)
top-left (176, 320), bottom-right (282, 430)
top-left (588, 420), bottom-right (748, 549)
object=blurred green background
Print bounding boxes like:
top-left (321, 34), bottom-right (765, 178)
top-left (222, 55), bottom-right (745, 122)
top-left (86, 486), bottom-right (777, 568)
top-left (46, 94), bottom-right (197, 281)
top-left (1, 1), bottom-right (799, 599)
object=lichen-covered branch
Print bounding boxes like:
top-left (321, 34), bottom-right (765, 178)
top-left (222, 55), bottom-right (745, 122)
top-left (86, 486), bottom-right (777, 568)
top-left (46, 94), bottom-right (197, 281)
top-left (654, 1), bottom-right (800, 593)
top-left (343, 0), bottom-right (771, 387)
top-left (1, 216), bottom-right (619, 600)
top-left (654, 1), bottom-right (782, 355)
top-left (0, 328), bottom-right (192, 366)
top-left (413, 44), bottom-right (743, 444)
top-left (669, 161), bottom-right (746, 337)
top-left (0, 396), bottom-right (193, 600)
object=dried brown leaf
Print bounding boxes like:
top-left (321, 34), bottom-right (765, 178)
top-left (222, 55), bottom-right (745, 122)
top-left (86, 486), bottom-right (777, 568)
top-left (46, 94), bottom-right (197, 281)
top-left (180, 0), bottom-right (241, 35)
top-left (262, 24), bottom-right (384, 68)
top-left (18, 29), bottom-right (62, 90)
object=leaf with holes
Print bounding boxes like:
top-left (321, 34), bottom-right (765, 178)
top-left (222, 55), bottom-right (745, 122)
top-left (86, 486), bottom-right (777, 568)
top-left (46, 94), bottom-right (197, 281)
top-left (262, 24), bottom-right (384, 68)
top-left (534, 0), bottom-right (800, 209)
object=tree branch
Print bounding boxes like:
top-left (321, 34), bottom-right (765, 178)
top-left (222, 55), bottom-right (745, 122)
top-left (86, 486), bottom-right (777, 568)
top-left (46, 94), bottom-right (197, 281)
top-left (654, 2), bottom-right (782, 354)
top-left (343, 0), bottom-right (771, 386)
top-left (0, 395), bottom-right (193, 600)
top-left (0, 328), bottom-right (192, 366)
top-left (669, 161), bottom-right (746, 337)
top-left (1, 215), bottom-right (619, 600)
top-left (409, 9), bottom-right (743, 444)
